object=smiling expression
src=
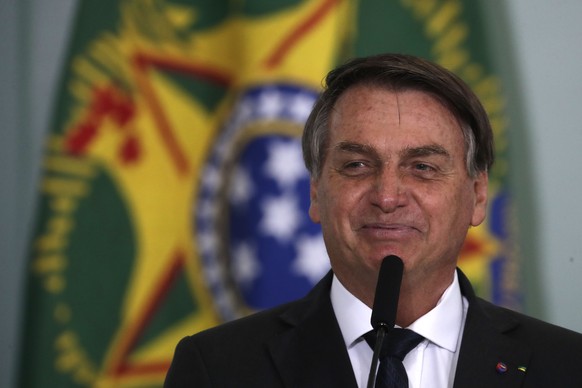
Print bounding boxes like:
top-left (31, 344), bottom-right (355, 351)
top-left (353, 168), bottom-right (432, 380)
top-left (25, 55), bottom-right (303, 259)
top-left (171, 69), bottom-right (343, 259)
top-left (308, 85), bottom-right (488, 304)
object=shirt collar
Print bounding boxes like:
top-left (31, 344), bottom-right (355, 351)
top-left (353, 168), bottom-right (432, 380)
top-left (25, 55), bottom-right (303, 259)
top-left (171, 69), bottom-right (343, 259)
top-left (407, 272), bottom-right (463, 352)
top-left (330, 271), bottom-right (463, 353)
top-left (330, 275), bottom-right (373, 349)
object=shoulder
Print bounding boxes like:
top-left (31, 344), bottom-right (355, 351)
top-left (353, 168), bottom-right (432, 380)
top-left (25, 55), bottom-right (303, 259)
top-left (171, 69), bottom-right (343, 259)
top-left (165, 275), bottom-right (335, 386)
top-left (176, 271), bottom-right (334, 356)
top-left (474, 297), bottom-right (582, 352)
top-left (459, 268), bottom-right (582, 351)
top-left (165, 299), bottom-right (306, 387)
top-left (457, 297), bottom-right (582, 385)
top-left (186, 300), bottom-right (298, 349)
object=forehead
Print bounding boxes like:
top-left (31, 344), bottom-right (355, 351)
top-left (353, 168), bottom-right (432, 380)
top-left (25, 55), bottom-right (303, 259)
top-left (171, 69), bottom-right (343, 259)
top-left (328, 85), bottom-right (465, 150)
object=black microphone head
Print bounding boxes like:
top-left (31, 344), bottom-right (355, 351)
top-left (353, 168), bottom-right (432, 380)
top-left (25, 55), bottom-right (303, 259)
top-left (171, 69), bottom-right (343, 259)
top-left (370, 255), bottom-right (404, 330)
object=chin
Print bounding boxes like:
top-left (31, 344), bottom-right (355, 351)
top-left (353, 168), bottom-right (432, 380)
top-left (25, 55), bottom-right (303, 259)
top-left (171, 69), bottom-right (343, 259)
top-left (370, 249), bottom-right (409, 263)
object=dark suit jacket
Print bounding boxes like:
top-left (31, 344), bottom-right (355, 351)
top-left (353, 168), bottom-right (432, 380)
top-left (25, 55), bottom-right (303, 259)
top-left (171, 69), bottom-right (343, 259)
top-left (165, 270), bottom-right (582, 387)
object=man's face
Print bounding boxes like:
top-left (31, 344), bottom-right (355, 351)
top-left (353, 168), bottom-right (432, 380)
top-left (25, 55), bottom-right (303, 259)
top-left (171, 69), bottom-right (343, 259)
top-left (309, 85), bottom-right (488, 303)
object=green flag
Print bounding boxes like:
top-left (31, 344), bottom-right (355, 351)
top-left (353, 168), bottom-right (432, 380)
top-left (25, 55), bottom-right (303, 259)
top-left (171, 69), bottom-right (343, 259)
top-left (20, 1), bottom-right (517, 387)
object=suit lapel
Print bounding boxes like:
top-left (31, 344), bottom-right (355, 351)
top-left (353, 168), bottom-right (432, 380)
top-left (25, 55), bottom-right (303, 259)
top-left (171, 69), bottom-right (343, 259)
top-left (265, 269), bottom-right (532, 387)
top-left (267, 273), bottom-right (358, 388)
top-left (453, 270), bottom-right (531, 388)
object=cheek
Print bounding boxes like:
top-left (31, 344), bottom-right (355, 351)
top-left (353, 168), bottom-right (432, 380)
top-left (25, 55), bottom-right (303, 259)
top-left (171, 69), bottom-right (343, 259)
top-left (316, 172), bottom-right (399, 229)
top-left (316, 183), bottom-right (361, 227)
top-left (442, 186), bottom-right (478, 229)
top-left (420, 185), bottom-right (473, 227)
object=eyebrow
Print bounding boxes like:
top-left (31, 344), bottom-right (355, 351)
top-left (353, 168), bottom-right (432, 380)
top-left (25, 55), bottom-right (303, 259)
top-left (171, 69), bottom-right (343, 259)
top-left (401, 144), bottom-right (450, 159)
top-left (334, 141), bottom-right (450, 160)
top-left (335, 141), bottom-right (378, 156)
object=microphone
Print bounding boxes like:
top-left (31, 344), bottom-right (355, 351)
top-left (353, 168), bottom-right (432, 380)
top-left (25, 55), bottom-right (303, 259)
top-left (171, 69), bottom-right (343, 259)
top-left (367, 255), bottom-right (404, 388)
top-left (371, 255), bottom-right (404, 330)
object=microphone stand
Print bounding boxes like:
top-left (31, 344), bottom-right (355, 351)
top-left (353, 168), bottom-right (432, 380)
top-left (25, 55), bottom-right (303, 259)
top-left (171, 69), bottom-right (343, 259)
top-left (366, 323), bottom-right (388, 388)
top-left (367, 255), bottom-right (403, 388)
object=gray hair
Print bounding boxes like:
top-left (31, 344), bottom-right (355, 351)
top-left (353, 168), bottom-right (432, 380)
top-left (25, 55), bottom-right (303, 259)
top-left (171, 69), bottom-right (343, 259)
top-left (302, 53), bottom-right (494, 179)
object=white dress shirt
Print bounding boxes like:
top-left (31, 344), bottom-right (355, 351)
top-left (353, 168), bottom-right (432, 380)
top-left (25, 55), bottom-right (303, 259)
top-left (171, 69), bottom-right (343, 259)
top-left (330, 272), bottom-right (468, 388)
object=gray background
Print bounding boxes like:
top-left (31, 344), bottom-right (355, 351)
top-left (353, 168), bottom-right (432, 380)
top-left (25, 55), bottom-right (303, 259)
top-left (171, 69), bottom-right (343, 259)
top-left (2, 1), bottom-right (582, 387)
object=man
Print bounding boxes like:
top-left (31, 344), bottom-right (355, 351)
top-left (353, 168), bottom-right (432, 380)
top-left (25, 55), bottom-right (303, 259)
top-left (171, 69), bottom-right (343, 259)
top-left (165, 53), bottom-right (582, 387)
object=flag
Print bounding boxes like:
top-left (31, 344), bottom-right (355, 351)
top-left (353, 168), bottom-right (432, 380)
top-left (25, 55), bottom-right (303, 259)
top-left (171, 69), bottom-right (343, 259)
top-left (20, 0), bottom-right (518, 386)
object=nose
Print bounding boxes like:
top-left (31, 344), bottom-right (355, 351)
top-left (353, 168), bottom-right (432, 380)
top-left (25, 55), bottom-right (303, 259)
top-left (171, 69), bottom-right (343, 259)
top-left (371, 167), bottom-right (407, 213)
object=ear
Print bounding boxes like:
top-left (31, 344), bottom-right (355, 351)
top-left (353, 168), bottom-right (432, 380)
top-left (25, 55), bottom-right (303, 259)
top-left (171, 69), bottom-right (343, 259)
top-left (470, 171), bottom-right (488, 226)
top-left (308, 179), bottom-right (321, 224)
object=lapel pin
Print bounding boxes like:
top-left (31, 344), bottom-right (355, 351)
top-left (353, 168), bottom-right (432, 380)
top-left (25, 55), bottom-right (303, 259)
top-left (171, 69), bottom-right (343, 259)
top-left (496, 362), bottom-right (508, 374)
top-left (518, 366), bottom-right (527, 373)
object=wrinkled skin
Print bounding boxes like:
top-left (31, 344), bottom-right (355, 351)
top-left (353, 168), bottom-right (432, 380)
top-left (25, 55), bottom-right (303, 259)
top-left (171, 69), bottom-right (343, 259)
top-left (309, 86), bottom-right (488, 325)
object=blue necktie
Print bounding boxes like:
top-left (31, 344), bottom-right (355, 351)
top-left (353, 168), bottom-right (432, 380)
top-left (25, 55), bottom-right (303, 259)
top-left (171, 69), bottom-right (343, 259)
top-left (364, 328), bottom-right (424, 388)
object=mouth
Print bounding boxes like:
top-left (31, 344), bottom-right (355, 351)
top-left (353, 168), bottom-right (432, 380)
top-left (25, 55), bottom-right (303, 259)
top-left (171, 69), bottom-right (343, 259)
top-left (358, 223), bottom-right (422, 238)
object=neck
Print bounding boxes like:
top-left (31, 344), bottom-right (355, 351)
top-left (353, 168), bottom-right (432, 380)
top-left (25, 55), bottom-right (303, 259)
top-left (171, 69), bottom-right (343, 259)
top-left (334, 265), bottom-right (456, 328)
top-left (394, 270), bottom-right (455, 327)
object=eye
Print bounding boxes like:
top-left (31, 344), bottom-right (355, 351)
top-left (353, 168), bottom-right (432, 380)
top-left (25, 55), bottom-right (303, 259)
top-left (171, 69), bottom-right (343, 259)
top-left (409, 162), bottom-right (441, 179)
top-left (344, 161), bottom-right (367, 169)
top-left (337, 160), bottom-right (373, 177)
top-left (414, 163), bottom-right (434, 172)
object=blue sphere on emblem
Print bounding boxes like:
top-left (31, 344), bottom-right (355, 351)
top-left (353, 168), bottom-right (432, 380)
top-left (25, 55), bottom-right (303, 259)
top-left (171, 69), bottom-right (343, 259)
top-left (195, 84), bottom-right (330, 321)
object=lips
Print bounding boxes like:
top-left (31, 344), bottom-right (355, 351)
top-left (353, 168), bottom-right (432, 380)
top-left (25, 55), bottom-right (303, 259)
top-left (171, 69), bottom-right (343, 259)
top-left (357, 222), bottom-right (424, 239)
